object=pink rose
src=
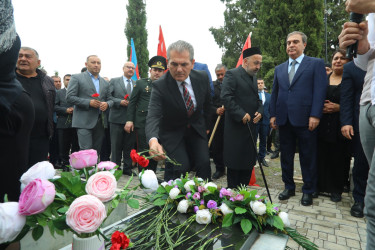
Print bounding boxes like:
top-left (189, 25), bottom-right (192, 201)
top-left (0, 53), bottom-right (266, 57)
top-left (66, 195), bottom-right (106, 234)
top-left (85, 172), bottom-right (117, 202)
top-left (97, 161), bottom-right (117, 170)
top-left (19, 179), bottom-right (56, 215)
top-left (69, 149), bottom-right (98, 169)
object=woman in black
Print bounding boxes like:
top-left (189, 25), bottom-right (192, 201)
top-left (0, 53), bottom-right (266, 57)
top-left (317, 49), bottom-right (352, 202)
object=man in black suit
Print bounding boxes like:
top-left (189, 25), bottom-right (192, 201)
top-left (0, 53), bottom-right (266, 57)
top-left (54, 74), bottom-right (79, 170)
top-left (146, 40), bottom-right (212, 181)
top-left (340, 61), bottom-right (369, 217)
top-left (221, 47), bottom-right (263, 188)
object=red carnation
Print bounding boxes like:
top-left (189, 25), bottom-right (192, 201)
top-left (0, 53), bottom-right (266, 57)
top-left (138, 156), bottom-right (149, 168)
top-left (130, 149), bottom-right (140, 163)
top-left (110, 231), bottom-right (130, 250)
top-left (92, 93), bottom-right (100, 98)
top-left (124, 94), bottom-right (129, 100)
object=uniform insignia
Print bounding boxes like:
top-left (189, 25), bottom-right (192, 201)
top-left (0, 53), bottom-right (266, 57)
top-left (145, 86), bottom-right (150, 92)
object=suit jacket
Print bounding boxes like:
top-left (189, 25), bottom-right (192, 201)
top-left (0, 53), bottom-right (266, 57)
top-left (55, 88), bottom-right (73, 129)
top-left (259, 91), bottom-right (271, 126)
top-left (340, 61), bottom-right (367, 132)
top-left (145, 70), bottom-right (212, 154)
top-left (126, 78), bottom-right (152, 129)
top-left (270, 56), bottom-right (327, 127)
top-left (221, 66), bottom-right (263, 169)
top-left (108, 76), bottom-right (134, 124)
top-left (66, 71), bottom-right (113, 129)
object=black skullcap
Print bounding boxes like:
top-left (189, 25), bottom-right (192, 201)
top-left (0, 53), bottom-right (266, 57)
top-left (242, 47), bottom-right (261, 59)
top-left (148, 56), bottom-right (167, 70)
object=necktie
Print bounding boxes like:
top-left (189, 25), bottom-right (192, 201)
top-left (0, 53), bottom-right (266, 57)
top-left (289, 60), bottom-right (297, 84)
top-left (181, 82), bottom-right (194, 117)
top-left (126, 79), bottom-right (132, 95)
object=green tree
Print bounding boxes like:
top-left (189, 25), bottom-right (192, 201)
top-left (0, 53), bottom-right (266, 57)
top-left (125, 0), bottom-right (149, 78)
top-left (209, 0), bottom-right (259, 69)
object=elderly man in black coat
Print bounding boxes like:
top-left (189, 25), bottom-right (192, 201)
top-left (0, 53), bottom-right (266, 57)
top-left (221, 47), bottom-right (263, 188)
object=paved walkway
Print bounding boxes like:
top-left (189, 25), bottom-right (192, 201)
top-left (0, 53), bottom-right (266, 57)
top-left (117, 153), bottom-right (367, 250)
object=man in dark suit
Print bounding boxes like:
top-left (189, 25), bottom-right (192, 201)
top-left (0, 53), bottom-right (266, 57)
top-left (256, 78), bottom-right (271, 167)
top-left (340, 61), bottom-right (369, 217)
top-left (108, 62), bottom-right (136, 175)
top-left (210, 64), bottom-right (227, 180)
top-left (66, 55), bottom-right (113, 153)
top-left (221, 47), bottom-right (263, 188)
top-left (54, 74), bottom-right (79, 170)
top-left (146, 40), bottom-right (212, 181)
top-left (125, 56), bottom-right (166, 173)
top-left (270, 31), bottom-right (327, 206)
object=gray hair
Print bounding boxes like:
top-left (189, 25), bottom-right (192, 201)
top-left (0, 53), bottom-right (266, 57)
top-left (167, 40), bottom-right (194, 61)
top-left (287, 31), bottom-right (307, 44)
top-left (86, 55), bottom-right (99, 62)
top-left (20, 46), bottom-right (39, 59)
top-left (215, 64), bottom-right (227, 71)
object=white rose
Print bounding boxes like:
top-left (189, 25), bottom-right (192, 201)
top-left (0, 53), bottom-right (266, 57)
top-left (169, 188), bottom-right (181, 199)
top-left (204, 182), bottom-right (217, 193)
top-left (177, 199), bottom-right (189, 213)
top-left (251, 201), bottom-right (266, 215)
top-left (196, 209), bottom-right (212, 224)
top-left (161, 182), bottom-right (168, 187)
top-left (220, 203), bottom-right (234, 215)
top-left (139, 170), bottom-right (158, 192)
top-left (20, 161), bottom-right (55, 191)
top-left (197, 178), bottom-right (204, 182)
top-left (0, 202), bottom-right (26, 244)
top-left (278, 211), bottom-right (290, 227)
top-left (184, 180), bottom-right (195, 192)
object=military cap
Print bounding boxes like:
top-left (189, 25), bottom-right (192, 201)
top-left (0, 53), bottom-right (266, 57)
top-left (148, 56), bottom-right (167, 70)
top-left (242, 47), bottom-right (262, 59)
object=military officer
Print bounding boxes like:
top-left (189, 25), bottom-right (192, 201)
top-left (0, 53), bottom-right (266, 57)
top-left (125, 56), bottom-right (167, 172)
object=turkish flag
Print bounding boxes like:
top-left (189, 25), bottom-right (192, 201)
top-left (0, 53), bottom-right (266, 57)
top-left (157, 25), bottom-right (167, 59)
top-left (236, 32), bottom-right (252, 68)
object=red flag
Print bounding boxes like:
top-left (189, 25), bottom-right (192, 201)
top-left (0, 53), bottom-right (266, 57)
top-left (236, 32), bottom-right (252, 68)
top-left (157, 25), bottom-right (167, 59)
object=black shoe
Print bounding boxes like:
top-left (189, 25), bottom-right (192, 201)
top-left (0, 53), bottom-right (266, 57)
top-left (270, 152), bottom-right (279, 159)
top-left (123, 169), bottom-right (135, 176)
top-left (260, 159), bottom-right (269, 167)
top-left (330, 193), bottom-right (342, 202)
top-left (301, 193), bottom-right (313, 206)
top-left (212, 171), bottom-right (224, 180)
top-left (278, 189), bottom-right (295, 200)
top-left (351, 202), bottom-right (364, 218)
top-left (312, 192), bottom-right (319, 198)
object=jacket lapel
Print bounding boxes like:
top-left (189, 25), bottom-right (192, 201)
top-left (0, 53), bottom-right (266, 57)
top-left (166, 73), bottom-right (186, 111)
top-left (239, 66), bottom-right (258, 96)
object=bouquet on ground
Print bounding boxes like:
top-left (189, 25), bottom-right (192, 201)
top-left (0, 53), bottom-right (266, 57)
top-left (0, 149), bottom-right (139, 246)
top-left (146, 174), bottom-right (318, 250)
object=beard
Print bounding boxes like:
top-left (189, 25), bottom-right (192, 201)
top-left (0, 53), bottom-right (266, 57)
top-left (245, 67), bottom-right (258, 76)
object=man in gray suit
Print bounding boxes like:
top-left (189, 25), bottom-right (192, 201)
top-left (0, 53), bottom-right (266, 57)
top-left (109, 62), bottom-right (136, 175)
top-left (66, 55), bottom-right (113, 154)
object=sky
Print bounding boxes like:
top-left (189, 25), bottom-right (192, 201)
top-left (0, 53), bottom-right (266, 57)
top-left (12, 0), bottom-right (227, 83)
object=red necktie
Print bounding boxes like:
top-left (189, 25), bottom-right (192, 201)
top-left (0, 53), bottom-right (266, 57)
top-left (181, 82), bottom-right (194, 117)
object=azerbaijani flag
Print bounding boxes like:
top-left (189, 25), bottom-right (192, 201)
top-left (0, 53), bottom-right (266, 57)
top-left (130, 38), bottom-right (140, 81)
top-left (236, 32), bottom-right (252, 68)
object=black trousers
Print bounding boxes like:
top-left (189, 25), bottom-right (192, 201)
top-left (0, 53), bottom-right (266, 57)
top-left (29, 136), bottom-right (49, 167)
top-left (58, 128), bottom-right (79, 165)
top-left (226, 168), bottom-right (252, 189)
top-left (210, 116), bottom-right (225, 172)
top-left (164, 127), bottom-right (211, 181)
top-left (49, 122), bottom-right (60, 165)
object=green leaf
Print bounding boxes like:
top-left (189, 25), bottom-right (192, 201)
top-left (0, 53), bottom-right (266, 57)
top-left (235, 207), bottom-right (247, 214)
top-left (273, 215), bottom-right (284, 230)
top-left (53, 215), bottom-right (69, 230)
top-left (127, 199), bottom-right (139, 209)
top-left (37, 215), bottom-right (47, 227)
top-left (222, 213), bottom-right (233, 227)
top-left (165, 185), bottom-right (173, 193)
top-left (114, 169), bottom-right (122, 181)
top-left (57, 206), bottom-right (69, 214)
top-left (156, 185), bottom-right (166, 194)
top-left (55, 192), bottom-right (66, 201)
top-left (32, 225), bottom-right (44, 241)
top-left (47, 220), bottom-right (55, 237)
top-left (111, 199), bottom-right (120, 209)
top-left (207, 186), bottom-right (217, 194)
top-left (241, 219), bottom-right (253, 234)
top-left (153, 198), bottom-right (167, 206)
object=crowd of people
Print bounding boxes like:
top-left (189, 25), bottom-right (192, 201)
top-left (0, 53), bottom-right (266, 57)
top-left (3, 0), bottom-right (375, 247)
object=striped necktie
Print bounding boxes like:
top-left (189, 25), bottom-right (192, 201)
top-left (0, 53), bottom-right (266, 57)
top-left (181, 82), bottom-right (194, 117)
